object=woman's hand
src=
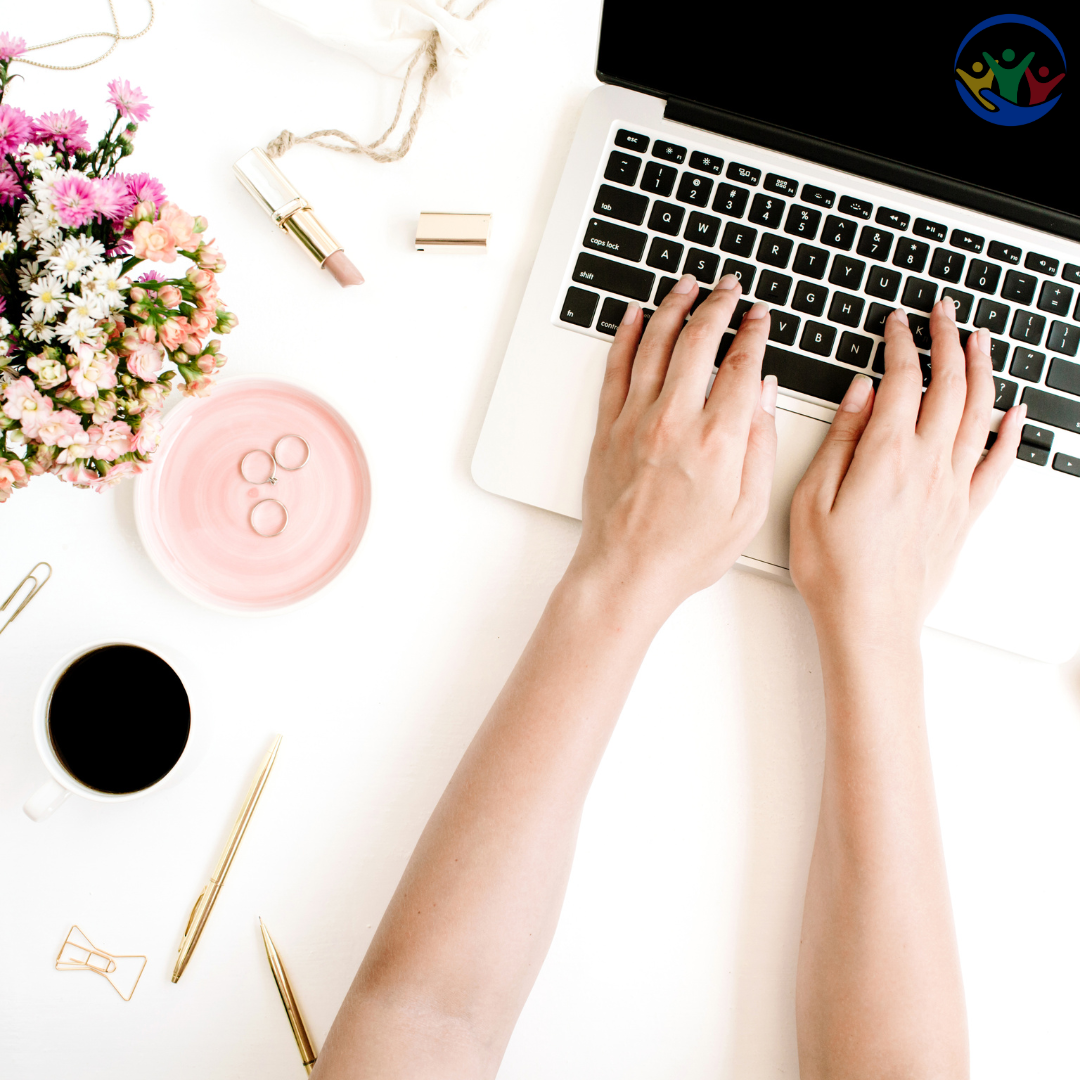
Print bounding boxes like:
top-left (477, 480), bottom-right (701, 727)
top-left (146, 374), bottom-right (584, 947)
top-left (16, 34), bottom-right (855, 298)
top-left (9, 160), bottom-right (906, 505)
top-left (569, 272), bottom-right (778, 619)
top-left (789, 300), bottom-right (1025, 647)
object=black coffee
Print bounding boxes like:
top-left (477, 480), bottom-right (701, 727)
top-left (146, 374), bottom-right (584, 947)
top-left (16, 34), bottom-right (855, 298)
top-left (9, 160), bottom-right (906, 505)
top-left (48, 645), bottom-right (190, 794)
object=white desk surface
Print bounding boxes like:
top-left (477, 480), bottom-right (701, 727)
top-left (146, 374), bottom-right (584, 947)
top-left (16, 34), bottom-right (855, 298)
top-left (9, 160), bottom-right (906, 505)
top-left (3, 2), bottom-right (1079, 1076)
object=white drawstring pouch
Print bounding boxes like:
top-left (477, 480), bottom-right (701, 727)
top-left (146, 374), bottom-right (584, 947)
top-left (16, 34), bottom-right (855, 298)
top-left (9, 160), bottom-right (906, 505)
top-left (253, 0), bottom-right (490, 95)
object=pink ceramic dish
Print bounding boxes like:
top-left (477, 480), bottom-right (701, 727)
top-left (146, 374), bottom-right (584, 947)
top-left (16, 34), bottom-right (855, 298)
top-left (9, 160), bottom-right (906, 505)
top-left (134, 375), bottom-right (371, 614)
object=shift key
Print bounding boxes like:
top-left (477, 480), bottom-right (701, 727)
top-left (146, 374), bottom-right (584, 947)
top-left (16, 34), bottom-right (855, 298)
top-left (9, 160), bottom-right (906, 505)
top-left (572, 252), bottom-right (655, 302)
top-left (1021, 387), bottom-right (1080, 433)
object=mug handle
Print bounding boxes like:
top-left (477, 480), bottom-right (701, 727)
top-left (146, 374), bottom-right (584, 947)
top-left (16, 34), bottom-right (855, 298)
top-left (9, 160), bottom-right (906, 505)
top-left (24, 778), bottom-right (70, 822)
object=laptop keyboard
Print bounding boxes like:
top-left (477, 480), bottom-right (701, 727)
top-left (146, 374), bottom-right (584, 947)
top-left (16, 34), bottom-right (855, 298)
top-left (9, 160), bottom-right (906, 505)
top-left (556, 124), bottom-right (1080, 476)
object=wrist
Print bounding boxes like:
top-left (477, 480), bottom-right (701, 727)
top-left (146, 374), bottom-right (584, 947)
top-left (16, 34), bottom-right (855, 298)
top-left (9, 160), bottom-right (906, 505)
top-left (558, 553), bottom-right (679, 640)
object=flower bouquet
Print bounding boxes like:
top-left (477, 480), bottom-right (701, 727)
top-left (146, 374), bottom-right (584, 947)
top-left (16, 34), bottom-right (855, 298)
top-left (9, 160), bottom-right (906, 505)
top-left (0, 32), bottom-right (237, 502)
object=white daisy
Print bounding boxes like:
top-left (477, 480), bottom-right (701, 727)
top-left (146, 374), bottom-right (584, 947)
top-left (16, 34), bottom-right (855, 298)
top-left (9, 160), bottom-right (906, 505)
top-left (65, 287), bottom-right (107, 324)
top-left (27, 275), bottom-right (66, 320)
top-left (30, 168), bottom-right (63, 198)
top-left (22, 145), bottom-right (56, 172)
top-left (17, 260), bottom-right (42, 292)
top-left (0, 317), bottom-right (12, 337)
top-left (0, 231), bottom-right (14, 257)
top-left (48, 239), bottom-right (90, 286)
top-left (55, 322), bottom-right (102, 348)
top-left (90, 260), bottom-right (127, 309)
top-left (20, 314), bottom-right (56, 344)
top-left (73, 233), bottom-right (106, 265)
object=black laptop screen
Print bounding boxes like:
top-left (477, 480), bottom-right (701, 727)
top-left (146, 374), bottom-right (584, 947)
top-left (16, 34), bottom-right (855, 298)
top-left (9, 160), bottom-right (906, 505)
top-left (597, 9), bottom-right (1077, 225)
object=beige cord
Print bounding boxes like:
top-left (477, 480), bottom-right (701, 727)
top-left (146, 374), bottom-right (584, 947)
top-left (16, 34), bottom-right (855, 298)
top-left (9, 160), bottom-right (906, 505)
top-left (13, 0), bottom-right (155, 72)
top-left (265, 0), bottom-right (493, 165)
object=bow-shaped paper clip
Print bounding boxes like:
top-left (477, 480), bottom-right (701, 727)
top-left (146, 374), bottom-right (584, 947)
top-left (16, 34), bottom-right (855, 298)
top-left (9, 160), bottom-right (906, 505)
top-left (55, 926), bottom-right (147, 1001)
top-left (0, 561), bottom-right (51, 639)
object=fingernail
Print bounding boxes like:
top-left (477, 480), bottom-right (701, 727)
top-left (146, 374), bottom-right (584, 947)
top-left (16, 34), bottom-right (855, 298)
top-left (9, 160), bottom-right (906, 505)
top-left (891, 307), bottom-right (909, 327)
top-left (840, 373), bottom-right (873, 413)
top-left (744, 301), bottom-right (769, 321)
top-left (715, 273), bottom-right (741, 292)
top-left (620, 301), bottom-right (639, 325)
top-left (760, 374), bottom-right (778, 416)
top-left (940, 297), bottom-right (956, 322)
top-left (672, 273), bottom-right (697, 295)
top-left (1018, 403), bottom-right (1028, 421)
top-left (977, 327), bottom-right (991, 352)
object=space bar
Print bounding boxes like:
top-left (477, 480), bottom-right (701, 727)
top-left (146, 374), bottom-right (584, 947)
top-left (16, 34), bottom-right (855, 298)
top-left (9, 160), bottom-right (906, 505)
top-left (761, 346), bottom-right (863, 405)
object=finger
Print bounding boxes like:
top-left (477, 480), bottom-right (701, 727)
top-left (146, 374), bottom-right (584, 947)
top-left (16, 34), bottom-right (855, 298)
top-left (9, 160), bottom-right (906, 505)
top-left (703, 301), bottom-right (770, 446)
top-left (795, 372), bottom-right (875, 510)
top-left (951, 326), bottom-right (997, 478)
top-left (970, 401), bottom-right (1025, 517)
top-left (915, 299), bottom-right (968, 445)
top-left (734, 375), bottom-right (779, 534)
top-left (623, 273), bottom-right (698, 414)
top-left (863, 309), bottom-right (923, 438)
top-left (595, 301), bottom-right (642, 431)
top-left (660, 274), bottom-right (743, 409)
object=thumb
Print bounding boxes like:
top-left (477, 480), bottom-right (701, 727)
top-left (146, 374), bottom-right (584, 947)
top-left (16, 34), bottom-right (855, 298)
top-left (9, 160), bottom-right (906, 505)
top-left (797, 373), bottom-right (874, 511)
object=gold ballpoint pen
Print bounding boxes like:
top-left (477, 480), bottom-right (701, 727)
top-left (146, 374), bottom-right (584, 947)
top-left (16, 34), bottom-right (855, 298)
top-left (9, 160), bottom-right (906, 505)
top-left (172, 735), bottom-right (283, 982)
top-left (260, 918), bottom-right (318, 1074)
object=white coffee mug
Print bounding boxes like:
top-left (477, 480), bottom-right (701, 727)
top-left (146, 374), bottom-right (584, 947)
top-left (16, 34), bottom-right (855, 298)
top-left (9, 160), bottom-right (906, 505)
top-left (24, 639), bottom-right (200, 822)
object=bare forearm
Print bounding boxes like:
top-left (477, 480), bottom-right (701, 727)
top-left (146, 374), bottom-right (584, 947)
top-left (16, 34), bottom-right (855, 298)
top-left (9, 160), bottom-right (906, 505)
top-left (314, 566), bottom-right (666, 1080)
top-left (796, 630), bottom-right (968, 1080)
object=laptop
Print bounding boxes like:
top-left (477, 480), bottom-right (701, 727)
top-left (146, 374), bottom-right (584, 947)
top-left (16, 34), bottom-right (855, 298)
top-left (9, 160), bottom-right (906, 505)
top-left (473, 8), bottom-right (1080, 663)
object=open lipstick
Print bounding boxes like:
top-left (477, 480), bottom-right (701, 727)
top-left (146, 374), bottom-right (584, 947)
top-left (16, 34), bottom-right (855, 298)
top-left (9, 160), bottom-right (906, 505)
top-left (234, 148), bottom-right (364, 288)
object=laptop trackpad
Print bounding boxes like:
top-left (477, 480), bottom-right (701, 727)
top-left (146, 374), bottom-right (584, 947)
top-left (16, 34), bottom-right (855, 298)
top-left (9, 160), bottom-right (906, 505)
top-left (742, 402), bottom-right (830, 571)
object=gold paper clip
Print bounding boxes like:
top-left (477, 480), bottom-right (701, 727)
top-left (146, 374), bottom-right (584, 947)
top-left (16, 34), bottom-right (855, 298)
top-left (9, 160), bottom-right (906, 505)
top-left (55, 926), bottom-right (147, 1001)
top-left (0, 561), bottom-right (51, 638)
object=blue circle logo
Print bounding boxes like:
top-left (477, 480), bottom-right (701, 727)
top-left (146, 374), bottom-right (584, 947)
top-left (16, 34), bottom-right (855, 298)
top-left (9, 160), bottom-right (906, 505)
top-left (955, 15), bottom-right (1066, 126)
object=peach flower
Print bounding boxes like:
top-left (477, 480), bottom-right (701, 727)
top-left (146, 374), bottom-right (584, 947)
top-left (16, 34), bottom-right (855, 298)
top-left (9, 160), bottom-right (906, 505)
top-left (2, 375), bottom-right (53, 437)
top-left (37, 408), bottom-right (87, 449)
top-left (125, 339), bottom-right (165, 381)
top-left (0, 457), bottom-right (28, 501)
top-left (158, 203), bottom-right (197, 249)
top-left (157, 284), bottom-right (182, 308)
top-left (86, 420), bottom-right (134, 461)
top-left (158, 316), bottom-right (190, 351)
top-left (132, 219), bottom-right (176, 262)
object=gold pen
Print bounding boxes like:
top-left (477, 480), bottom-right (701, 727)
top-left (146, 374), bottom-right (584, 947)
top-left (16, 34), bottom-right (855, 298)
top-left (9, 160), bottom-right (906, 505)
top-left (260, 919), bottom-right (318, 1074)
top-left (172, 735), bottom-right (282, 982)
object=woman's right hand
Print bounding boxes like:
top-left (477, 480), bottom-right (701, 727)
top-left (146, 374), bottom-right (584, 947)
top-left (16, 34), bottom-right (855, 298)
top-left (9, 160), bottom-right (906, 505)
top-left (789, 300), bottom-right (1025, 647)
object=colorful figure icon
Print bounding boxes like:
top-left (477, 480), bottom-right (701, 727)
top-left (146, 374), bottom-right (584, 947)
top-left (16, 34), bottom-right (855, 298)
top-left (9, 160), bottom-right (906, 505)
top-left (956, 59), bottom-right (998, 109)
top-left (1024, 64), bottom-right (1066, 105)
top-left (982, 47), bottom-right (1036, 103)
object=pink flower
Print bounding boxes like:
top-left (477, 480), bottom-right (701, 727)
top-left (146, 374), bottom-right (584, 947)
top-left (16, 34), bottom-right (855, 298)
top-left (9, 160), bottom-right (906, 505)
top-left (2, 375), bottom-right (53, 437)
top-left (91, 175), bottom-right (136, 221)
top-left (121, 172), bottom-right (166, 210)
top-left (0, 33), bottom-right (26, 60)
top-left (158, 202), bottom-right (197, 250)
top-left (139, 383), bottom-right (165, 411)
top-left (131, 219), bottom-right (176, 262)
top-left (134, 411), bottom-right (162, 454)
top-left (182, 373), bottom-right (213, 397)
top-left (0, 457), bottom-right (29, 502)
top-left (37, 408), bottom-right (87, 448)
top-left (158, 316), bottom-right (190, 351)
top-left (57, 462), bottom-right (97, 486)
top-left (86, 419), bottom-right (134, 461)
top-left (0, 104), bottom-right (31, 155)
top-left (26, 443), bottom-right (56, 476)
top-left (106, 79), bottom-right (152, 123)
top-left (27, 354), bottom-right (68, 389)
top-left (196, 244), bottom-right (226, 272)
top-left (67, 343), bottom-right (118, 398)
top-left (186, 308), bottom-right (216, 339)
top-left (51, 173), bottom-right (96, 227)
top-left (186, 265), bottom-right (214, 291)
top-left (0, 165), bottom-right (19, 206)
top-left (157, 284), bottom-right (181, 308)
top-left (125, 339), bottom-right (164, 380)
top-left (90, 458), bottom-right (142, 491)
top-left (32, 110), bottom-right (91, 153)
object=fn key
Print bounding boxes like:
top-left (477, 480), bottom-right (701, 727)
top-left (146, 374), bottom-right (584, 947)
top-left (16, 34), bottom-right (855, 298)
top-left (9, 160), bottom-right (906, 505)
top-left (560, 287), bottom-right (598, 328)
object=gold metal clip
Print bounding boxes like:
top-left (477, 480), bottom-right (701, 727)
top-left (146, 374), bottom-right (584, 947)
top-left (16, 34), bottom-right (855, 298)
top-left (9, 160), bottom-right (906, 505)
top-left (0, 561), bottom-right (51, 638)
